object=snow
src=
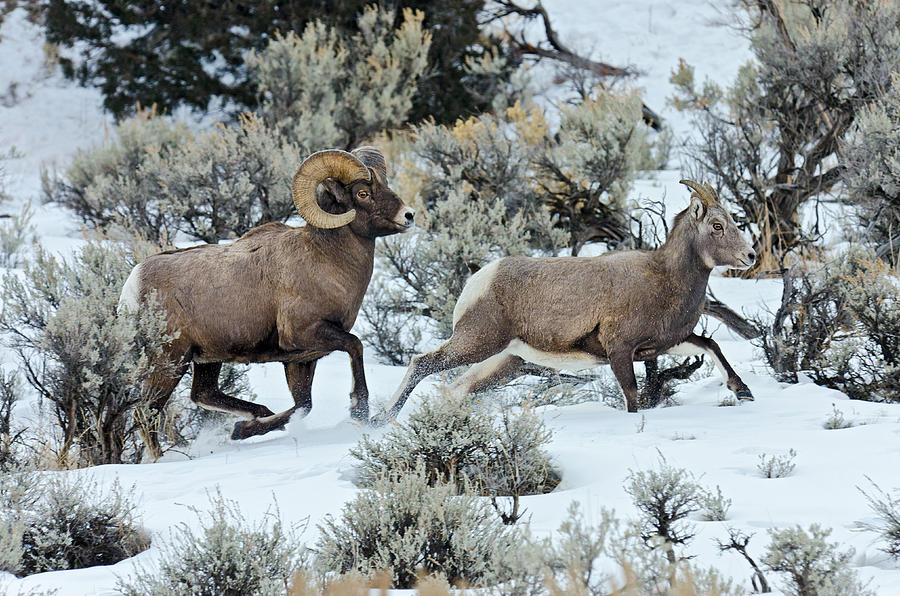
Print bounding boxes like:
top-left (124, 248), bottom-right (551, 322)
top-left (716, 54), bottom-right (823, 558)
top-left (1, 2), bottom-right (899, 595)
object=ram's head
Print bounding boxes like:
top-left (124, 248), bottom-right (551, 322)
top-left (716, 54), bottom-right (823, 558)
top-left (293, 147), bottom-right (415, 237)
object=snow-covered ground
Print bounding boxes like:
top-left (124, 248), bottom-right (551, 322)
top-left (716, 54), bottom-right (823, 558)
top-left (1, 2), bottom-right (899, 594)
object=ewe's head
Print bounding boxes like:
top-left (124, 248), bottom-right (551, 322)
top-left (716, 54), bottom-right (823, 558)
top-left (292, 147), bottom-right (415, 238)
top-left (679, 180), bottom-right (755, 270)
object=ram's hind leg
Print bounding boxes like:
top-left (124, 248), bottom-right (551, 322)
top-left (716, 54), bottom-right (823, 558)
top-left (138, 345), bottom-right (191, 460)
top-left (228, 360), bottom-right (321, 441)
top-left (188, 363), bottom-right (278, 440)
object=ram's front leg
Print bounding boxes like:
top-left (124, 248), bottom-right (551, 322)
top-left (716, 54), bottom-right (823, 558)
top-left (306, 321), bottom-right (369, 421)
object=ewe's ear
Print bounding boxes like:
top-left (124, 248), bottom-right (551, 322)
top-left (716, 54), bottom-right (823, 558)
top-left (689, 195), bottom-right (706, 220)
top-left (321, 178), bottom-right (351, 207)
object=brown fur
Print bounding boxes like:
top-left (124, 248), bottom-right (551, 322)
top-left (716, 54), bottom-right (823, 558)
top-left (382, 187), bottom-right (756, 417)
top-left (126, 162), bottom-right (414, 448)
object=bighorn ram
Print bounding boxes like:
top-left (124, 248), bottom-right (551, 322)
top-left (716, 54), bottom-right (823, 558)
top-left (380, 180), bottom-right (755, 419)
top-left (119, 147), bottom-right (414, 442)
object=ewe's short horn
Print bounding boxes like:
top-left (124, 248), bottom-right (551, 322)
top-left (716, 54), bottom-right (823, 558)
top-left (679, 179), bottom-right (719, 207)
top-left (352, 146), bottom-right (388, 185)
top-left (293, 150), bottom-right (370, 229)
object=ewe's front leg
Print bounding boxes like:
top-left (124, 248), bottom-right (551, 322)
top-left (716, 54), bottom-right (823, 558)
top-left (608, 346), bottom-right (640, 413)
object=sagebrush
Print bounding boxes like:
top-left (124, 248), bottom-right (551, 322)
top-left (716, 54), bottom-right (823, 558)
top-left (0, 239), bottom-right (175, 465)
top-left (315, 464), bottom-right (528, 589)
top-left (44, 111), bottom-right (299, 243)
top-left (754, 251), bottom-right (900, 402)
top-left (352, 391), bottom-right (557, 524)
top-left (118, 489), bottom-right (306, 596)
top-left (673, 0), bottom-right (900, 268)
top-left (247, 6), bottom-right (430, 152)
top-left (0, 469), bottom-right (148, 576)
top-left (624, 459), bottom-right (702, 564)
top-left (762, 524), bottom-right (872, 596)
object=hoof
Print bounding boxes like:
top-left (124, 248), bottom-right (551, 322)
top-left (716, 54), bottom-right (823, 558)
top-left (736, 389), bottom-right (754, 401)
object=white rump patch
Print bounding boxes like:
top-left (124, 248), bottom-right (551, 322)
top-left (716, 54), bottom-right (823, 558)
top-left (117, 263), bottom-right (142, 314)
top-left (507, 338), bottom-right (600, 371)
top-left (452, 259), bottom-right (500, 327)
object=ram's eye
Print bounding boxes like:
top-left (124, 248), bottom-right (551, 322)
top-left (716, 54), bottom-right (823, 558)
top-left (357, 190), bottom-right (370, 199)
top-left (712, 222), bottom-right (724, 232)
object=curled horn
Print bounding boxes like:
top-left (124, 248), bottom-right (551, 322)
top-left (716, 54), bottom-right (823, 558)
top-left (292, 150), bottom-right (370, 229)
top-left (679, 179), bottom-right (719, 207)
top-left (352, 146), bottom-right (388, 184)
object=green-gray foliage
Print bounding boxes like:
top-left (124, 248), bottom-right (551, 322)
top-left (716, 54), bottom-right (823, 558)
top-left (352, 392), bottom-right (555, 524)
top-left (700, 485), bottom-right (732, 522)
top-left (823, 405), bottom-right (853, 430)
top-left (544, 502), bottom-right (619, 594)
top-left (0, 239), bottom-right (174, 465)
top-left (0, 470), bottom-right (148, 577)
top-left (118, 490), bottom-right (306, 596)
top-left (144, 115), bottom-right (300, 243)
top-left (539, 89), bottom-right (653, 255)
top-left (247, 6), bottom-right (430, 152)
top-left (45, 113), bottom-right (300, 243)
top-left (0, 201), bottom-right (34, 268)
top-left (843, 75), bottom-right (900, 261)
top-left (757, 449), bottom-right (797, 479)
top-left (0, 370), bottom-right (23, 470)
top-left (858, 479), bottom-right (900, 561)
top-left (754, 250), bottom-right (900, 402)
top-left (315, 463), bottom-right (528, 589)
top-left (540, 502), bottom-right (740, 596)
top-left (762, 524), bottom-right (872, 596)
top-left (624, 460), bottom-right (702, 563)
top-left (672, 0), bottom-right (900, 266)
top-left (43, 109), bottom-right (191, 240)
top-left (0, 465), bottom-right (34, 574)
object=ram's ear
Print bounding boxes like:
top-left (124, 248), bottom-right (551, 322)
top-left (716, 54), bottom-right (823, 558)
top-left (320, 178), bottom-right (352, 208)
top-left (689, 195), bottom-right (706, 220)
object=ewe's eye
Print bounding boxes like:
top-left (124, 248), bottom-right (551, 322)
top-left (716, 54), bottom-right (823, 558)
top-left (712, 222), bottom-right (724, 232)
top-left (357, 190), bottom-right (370, 199)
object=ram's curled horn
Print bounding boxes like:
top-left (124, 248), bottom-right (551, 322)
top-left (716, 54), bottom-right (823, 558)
top-left (293, 150), bottom-right (371, 229)
top-left (352, 146), bottom-right (388, 185)
top-left (679, 179), bottom-right (719, 207)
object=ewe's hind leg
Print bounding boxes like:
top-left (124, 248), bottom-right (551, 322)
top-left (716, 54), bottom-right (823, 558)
top-left (375, 333), bottom-right (511, 424)
top-left (447, 354), bottom-right (526, 397)
top-left (667, 334), bottom-right (753, 400)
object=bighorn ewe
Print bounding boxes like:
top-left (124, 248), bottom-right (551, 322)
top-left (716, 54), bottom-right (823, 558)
top-left (119, 147), bottom-right (414, 442)
top-left (379, 180), bottom-right (755, 419)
